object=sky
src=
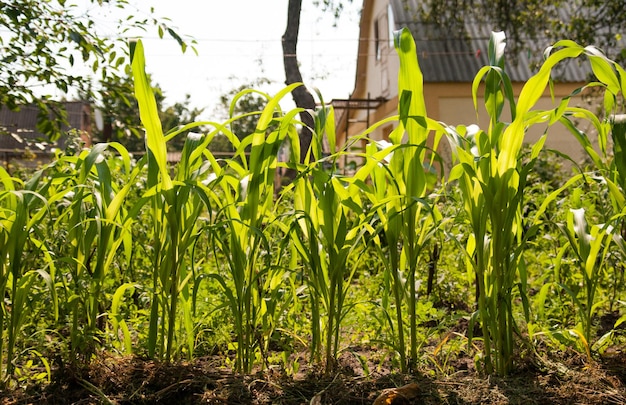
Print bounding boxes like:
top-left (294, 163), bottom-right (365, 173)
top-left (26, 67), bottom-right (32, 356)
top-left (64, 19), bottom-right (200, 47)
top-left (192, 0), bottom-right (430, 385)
top-left (92, 1), bottom-right (362, 121)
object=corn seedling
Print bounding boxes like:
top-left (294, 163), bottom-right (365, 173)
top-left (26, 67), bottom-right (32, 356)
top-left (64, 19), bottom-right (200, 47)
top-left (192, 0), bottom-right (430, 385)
top-left (288, 99), bottom-right (370, 371)
top-left (290, 163), bottom-right (366, 370)
top-left (445, 31), bottom-right (584, 375)
top-left (207, 84), bottom-right (301, 373)
top-left (606, 116), bottom-right (626, 269)
top-left (535, 40), bottom-right (626, 355)
top-left (350, 28), bottom-right (446, 372)
top-left (132, 40), bottom-right (217, 361)
top-left (52, 143), bottom-right (139, 359)
top-left (0, 168), bottom-right (57, 381)
top-left (556, 207), bottom-right (612, 348)
top-left (448, 30), bottom-right (626, 374)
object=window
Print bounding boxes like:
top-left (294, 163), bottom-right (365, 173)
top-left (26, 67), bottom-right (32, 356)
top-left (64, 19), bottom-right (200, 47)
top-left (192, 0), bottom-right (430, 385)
top-left (387, 3), bottom-right (396, 47)
top-left (374, 19), bottom-right (381, 61)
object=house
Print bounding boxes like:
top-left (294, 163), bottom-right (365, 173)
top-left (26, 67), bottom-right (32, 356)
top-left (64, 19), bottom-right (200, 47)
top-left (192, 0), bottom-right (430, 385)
top-left (333, 0), bottom-right (596, 174)
top-left (0, 101), bottom-right (92, 167)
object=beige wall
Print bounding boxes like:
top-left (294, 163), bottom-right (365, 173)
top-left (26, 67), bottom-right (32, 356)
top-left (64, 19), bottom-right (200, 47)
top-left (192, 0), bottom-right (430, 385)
top-left (440, 96), bottom-right (586, 150)
top-left (345, 78), bottom-right (597, 174)
top-left (437, 82), bottom-right (597, 170)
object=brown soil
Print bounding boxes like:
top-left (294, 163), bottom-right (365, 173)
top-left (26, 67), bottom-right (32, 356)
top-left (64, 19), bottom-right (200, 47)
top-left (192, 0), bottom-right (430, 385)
top-left (1, 349), bottom-right (625, 405)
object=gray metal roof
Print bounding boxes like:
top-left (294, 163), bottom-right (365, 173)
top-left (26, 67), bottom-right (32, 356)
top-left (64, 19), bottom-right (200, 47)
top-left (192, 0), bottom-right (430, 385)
top-left (0, 102), bottom-right (90, 151)
top-left (390, 0), bottom-right (591, 83)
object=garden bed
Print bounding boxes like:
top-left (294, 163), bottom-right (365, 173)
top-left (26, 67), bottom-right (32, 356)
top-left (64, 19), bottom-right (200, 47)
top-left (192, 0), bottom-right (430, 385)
top-left (3, 349), bottom-right (625, 404)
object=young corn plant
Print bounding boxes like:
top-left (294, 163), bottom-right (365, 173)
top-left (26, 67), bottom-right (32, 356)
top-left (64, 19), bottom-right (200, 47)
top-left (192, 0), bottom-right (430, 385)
top-left (141, 133), bottom-right (214, 361)
top-left (444, 31), bottom-right (611, 375)
top-left (287, 99), bottom-right (370, 372)
top-left (0, 168), bottom-right (57, 382)
top-left (131, 40), bottom-right (217, 361)
top-left (610, 115), bottom-right (626, 206)
top-left (448, 30), bottom-right (626, 374)
top-left (523, 41), bottom-right (626, 354)
top-left (54, 143), bottom-right (138, 359)
top-left (358, 141), bottom-right (442, 372)
top-left (608, 115), bottom-right (626, 280)
top-left (556, 56), bottom-right (626, 352)
top-left (351, 27), bottom-right (445, 372)
top-left (207, 84), bottom-right (301, 373)
top-left (555, 207), bottom-right (612, 354)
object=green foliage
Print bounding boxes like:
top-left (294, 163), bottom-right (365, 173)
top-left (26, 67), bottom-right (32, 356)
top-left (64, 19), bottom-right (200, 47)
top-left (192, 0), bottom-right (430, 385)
top-left (132, 40), bottom-right (215, 362)
top-left (218, 78), bottom-right (274, 142)
top-left (347, 27), bottom-right (446, 372)
top-left (2, 26), bottom-right (626, 387)
top-left (446, 31), bottom-right (537, 376)
top-left (0, 168), bottom-right (56, 380)
top-left (445, 30), bottom-right (626, 375)
top-left (205, 82), bottom-right (300, 373)
top-left (289, 137), bottom-right (367, 371)
top-left (0, 0), bottom-right (194, 140)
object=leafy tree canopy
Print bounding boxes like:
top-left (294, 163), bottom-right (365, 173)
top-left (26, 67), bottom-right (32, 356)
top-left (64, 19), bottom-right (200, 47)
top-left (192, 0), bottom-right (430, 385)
top-left (0, 0), bottom-right (195, 140)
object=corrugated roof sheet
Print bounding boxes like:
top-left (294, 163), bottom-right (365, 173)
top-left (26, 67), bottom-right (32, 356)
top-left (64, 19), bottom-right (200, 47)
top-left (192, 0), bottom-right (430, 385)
top-left (390, 0), bottom-right (591, 83)
top-left (0, 102), bottom-right (89, 151)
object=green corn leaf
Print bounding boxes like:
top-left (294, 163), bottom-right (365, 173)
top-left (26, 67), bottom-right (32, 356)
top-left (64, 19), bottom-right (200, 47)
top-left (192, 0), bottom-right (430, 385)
top-left (611, 115), bottom-right (626, 189)
top-left (29, 241), bottom-right (58, 321)
top-left (535, 282), bottom-right (554, 320)
top-left (394, 27), bottom-right (425, 118)
top-left (0, 165), bottom-right (16, 192)
top-left (533, 175), bottom-right (583, 223)
top-left (394, 27), bottom-right (427, 146)
top-left (559, 114), bottom-right (604, 169)
top-left (111, 283), bottom-right (137, 353)
top-left (130, 39), bottom-right (172, 191)
top-left (586, 47), bottom-right (621, 94)
top-left (325, 106), bottom-right (337, 154)
top-left (498, 45), bottom-right (584, 175)
top-left (614, 314), bottom-right (626, 329)
top-left (585, 225), bottom-right (610, 280)
top-left (177, 132), bottom-right (205, 181)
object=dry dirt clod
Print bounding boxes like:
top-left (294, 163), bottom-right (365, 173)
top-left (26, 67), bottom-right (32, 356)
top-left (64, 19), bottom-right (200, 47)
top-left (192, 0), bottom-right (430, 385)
top-left (372, 382), bottom-right (420, 405)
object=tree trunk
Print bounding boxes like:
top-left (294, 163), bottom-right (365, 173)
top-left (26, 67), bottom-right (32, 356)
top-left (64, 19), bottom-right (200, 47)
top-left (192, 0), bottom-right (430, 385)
top-left (282, 0), bottom-right (315, 163)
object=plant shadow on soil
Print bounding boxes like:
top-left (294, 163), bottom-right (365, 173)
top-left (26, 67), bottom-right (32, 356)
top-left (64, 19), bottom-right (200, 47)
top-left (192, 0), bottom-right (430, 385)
top-left (2, 348), bottom-right (626, 405)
